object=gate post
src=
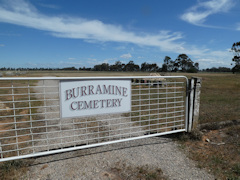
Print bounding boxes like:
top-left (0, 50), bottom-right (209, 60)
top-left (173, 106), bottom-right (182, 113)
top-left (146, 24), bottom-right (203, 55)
top-left (188, 77), bottom-right (202, 132)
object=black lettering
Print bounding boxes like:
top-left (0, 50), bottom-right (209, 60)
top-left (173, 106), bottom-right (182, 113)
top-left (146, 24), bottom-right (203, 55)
top-left (122, 87), bottom-right (128, 97)
top-left (116, 86), bottom-right (121, 96)
top-left (66, 89), bottom-right (72, 101)
top-left (112, 99), bottom-right (117, 107)
top-left (81, 86), bottom-right (87, 96)
top-left (96, 85), bottom-right (102, 95)
top-left (78, 101), bottom-right (83, 110)
top-left (88, 85), bottom-right (94, 95)
top-left (70, 101), bottom-right (77, 110)
top-left (117, 98), bottom-right (122, 106)
top-left (72, 87), bottom-right (79, 98)
top-left (103, 85), bottom-right (111, 95)
top-left (83, 101), bottom-right (92, 109)
top-left (93, 100), bottom-right (99, 108)
top-left (106, 99), bottom-right (111, 107)
top-left (112, 85), bottom-right (115, 95)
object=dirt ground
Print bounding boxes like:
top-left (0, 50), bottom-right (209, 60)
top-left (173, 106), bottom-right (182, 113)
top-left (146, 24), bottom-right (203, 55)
top-left (1, 71), bottom-right (239, 179)
top-left (179, 123), bottom-right (240, 179)
top-left (1, 135), bottom-right (214, 180)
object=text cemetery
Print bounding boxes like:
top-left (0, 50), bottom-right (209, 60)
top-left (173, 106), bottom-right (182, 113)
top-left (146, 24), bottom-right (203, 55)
top-left (60, 80), bottom-right (131, 118)
top-left (65, 84), bottom-right (127, 110)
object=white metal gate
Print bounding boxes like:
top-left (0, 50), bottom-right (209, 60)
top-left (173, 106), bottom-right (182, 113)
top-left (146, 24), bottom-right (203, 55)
top-left (0, 76), bottom-right (188, 162)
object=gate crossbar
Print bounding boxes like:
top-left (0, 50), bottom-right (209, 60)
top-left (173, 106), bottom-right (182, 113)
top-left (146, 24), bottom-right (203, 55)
top-left (0, 76), bottom-right (188, 162)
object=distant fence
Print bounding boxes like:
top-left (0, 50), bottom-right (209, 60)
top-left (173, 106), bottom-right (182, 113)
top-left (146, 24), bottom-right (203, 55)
top-left (0, 76), bottom-right (201, 162)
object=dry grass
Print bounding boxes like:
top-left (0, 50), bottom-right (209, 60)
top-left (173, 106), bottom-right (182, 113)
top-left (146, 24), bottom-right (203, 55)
top-left (15, 70), bottom-right (239, 124)
top-left (1, 70), bottom-right (240, 179)
top-left (166, 72), bottom-right (240, 179)
top-left (0, 80), bottom-right (44, 158)
top-left (177, 125), bottom-right (240, 179)
top-left (197, 74), bottom-right (240, 124)
top-left (0, 159), bottom-right (33, 180)
top-left (175, 72), bottom-right (240, 124)
top-left (19, 70), bottom-right (151, 77)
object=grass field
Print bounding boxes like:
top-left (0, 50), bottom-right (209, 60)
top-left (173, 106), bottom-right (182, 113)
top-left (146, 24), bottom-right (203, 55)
top-left (1, 70), bottom-right (239, 179)
top-left (184, 73), bottom-right (240, 124)
top-left (7, 70), bottom-right (239, 124)
top-left (1, 70), bottom-right (239, 125)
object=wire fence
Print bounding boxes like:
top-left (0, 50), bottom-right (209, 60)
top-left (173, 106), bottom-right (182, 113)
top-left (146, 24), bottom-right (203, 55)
top-left (0, 76), bottom-right (188, 162)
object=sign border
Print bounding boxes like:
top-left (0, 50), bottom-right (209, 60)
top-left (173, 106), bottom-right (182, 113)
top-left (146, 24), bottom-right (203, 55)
top-left (59, 79), bottom-right (132, 118)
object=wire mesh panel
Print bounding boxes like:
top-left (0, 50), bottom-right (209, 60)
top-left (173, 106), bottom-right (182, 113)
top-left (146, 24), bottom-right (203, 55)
top-left (0, 76), bottom-right (188, 162)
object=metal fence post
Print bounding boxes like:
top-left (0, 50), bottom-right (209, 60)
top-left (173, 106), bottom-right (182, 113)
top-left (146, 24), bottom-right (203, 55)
top-left (188, 77), bottom-right (202, 132)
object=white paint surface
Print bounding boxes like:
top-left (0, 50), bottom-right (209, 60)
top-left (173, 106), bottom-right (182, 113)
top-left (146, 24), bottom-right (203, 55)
top-left (60, 80), bottom-right (131, 118)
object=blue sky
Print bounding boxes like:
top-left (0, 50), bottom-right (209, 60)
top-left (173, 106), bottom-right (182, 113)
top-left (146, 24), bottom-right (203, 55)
top-left (0, 0), bottom-right (239, 69)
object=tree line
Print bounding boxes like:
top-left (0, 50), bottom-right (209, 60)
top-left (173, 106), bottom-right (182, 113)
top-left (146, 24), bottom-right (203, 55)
top-left (201, 67), bottom-right (232, 72)
top-left (1, 65), bottom-right (232, 73)
top-left (1, 53), bottom-right (199, 73)
top-left (92, 54), bottom-right (197, 72)
top-left (94, 54), bottom-right (199, 72)
top-left (1, 44), bottom-right (239, 73)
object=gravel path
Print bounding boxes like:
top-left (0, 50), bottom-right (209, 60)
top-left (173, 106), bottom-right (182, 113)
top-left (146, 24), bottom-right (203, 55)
top-left (24, 136), bottom-right (214, 180)
top-left (22, 80), bottom-right (215, 180)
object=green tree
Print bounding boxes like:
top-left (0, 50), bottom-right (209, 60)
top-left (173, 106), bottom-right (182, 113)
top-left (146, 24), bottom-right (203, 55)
top-left (141, 62), bottom-right (159, 72)
top-left (141, 62), bottom-right (147, 71)
top-left (163, 56), bottom-right (174, 72)
top-left (93, 63), bottom-right (109, 71)
top-left (174, 54), bottom-right (198, 73)
top-left (124, 61), bottom-right (139, 71)
top-left (110, 61), bottom-right (124, 71)
top-left (231, 42), bottom-right (240, 73)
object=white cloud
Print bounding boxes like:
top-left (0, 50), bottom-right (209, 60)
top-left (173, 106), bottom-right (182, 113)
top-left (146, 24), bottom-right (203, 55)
top-left (0, 0), bottom-right (234, 69)
top-left (237, 23), bottom-right (240, 31)
top-left (197, 58), bottom-right (215, 62)
top-left (0, 44), bottom-right (5, 47)
top-left (59, 61), bottom-right (83, 67)
top-left (86, 58), bottom-right (117, 67)
top-left (88, 58), bottom-right (97, 61)
top-left (0, 0), bottom-right (185, 53)
top-left (197, 58), bottom-right (230, 69)
top-left (22, 61), bottom-right (83, 68)
top-left (181, 0), bottom-right (234, 26)
top-left (87, 58), bottom-right (102, 66)
top-left (195, 49), bottom-right (232, 69)
top-left (120, 53), bottom-right (132, 59)
top-left (103, 58), bottom-right (117, 63)
top-left (38, 3), bottom-right (60, 9)
top-left (68, 57), bottom-right (76, 60)
top-left (116, 46), bottom-right (126, 50)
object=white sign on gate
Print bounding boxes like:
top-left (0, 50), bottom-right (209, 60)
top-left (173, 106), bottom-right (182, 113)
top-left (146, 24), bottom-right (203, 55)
top-left (60, 80), bottom-right (131, 118)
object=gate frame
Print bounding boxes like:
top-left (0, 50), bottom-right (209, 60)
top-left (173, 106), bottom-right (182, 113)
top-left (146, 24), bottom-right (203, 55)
top-left (0, 76), bottom-right (191, 162)
top-left (187, 77), bottom-right (202, 132)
